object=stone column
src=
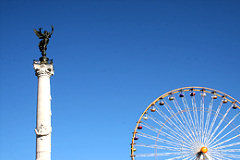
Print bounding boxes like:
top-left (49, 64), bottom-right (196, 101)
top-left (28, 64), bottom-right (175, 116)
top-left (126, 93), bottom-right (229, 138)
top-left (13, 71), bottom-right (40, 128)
top-left (33, 61), bottom-right (54, 160)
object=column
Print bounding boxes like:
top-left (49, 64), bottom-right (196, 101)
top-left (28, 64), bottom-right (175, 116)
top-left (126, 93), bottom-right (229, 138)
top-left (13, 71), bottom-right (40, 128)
top-left (33, 61), bottom-right (54, 160)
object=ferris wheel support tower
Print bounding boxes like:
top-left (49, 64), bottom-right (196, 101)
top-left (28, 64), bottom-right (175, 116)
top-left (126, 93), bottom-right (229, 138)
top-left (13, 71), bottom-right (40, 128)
top-left (33, 26), bottom-right (54, 160)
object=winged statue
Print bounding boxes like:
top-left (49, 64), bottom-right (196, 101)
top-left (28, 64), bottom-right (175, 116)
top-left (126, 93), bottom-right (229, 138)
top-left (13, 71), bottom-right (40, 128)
top-left (34, 25), bottom-right (54, 57)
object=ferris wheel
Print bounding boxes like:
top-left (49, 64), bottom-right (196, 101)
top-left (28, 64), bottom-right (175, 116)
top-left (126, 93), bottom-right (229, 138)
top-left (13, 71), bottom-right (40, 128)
top-left (131, 87), bottom-right (240, 160)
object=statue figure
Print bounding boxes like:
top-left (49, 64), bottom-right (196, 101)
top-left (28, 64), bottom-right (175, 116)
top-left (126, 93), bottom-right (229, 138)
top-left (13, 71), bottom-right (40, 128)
top-left (34, 26), bottom-right (54, 58)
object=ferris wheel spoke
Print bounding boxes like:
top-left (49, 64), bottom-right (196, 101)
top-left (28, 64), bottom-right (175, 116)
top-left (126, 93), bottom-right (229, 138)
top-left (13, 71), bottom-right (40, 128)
top-left (154, 106), bottom-right (183, 131)
top-left (153, 107), bottom-right (194, 144)
top-left (141, 122), bottom-right (191, 147)
top-left (209, 154), bottom-right (228, 160)
top-left (211, 149), bottom-right (240, 159)
top-left (165, 153), bottom-right (192, 160)
top-left (217, 148), bottom-right (240, 153)
top-left (207, 108), bottom-right (240, 146)
top-left (182, 154), bottom-right (195, 160)
top-left (206, 103), bottom-right (233, 144)
top-left (220, 153), bottom-right (240, 159)
top-left (147, 113), bottom-right (188, 142)
top-left (135, 144), bottom-right (190, 152)
top-left (204, 101), bottom-right (223, 145)
top-left (162, 100), bottom-right (186, 129)
top-left (163, 100), bottom-right (187, 128)
top-left (191, 96), bottom-right (200, 142)
top-left (147, 115), bottom-right (192, 146)
top-left (137, 131), bottom-right (180, 147)
top-left (140, 122), bottom-right (182, 145)
top-left (137, 132), bottom-right (190, 148)
top-left (163, 100), bottom-right (195, 143)
top-left (182, 96), bottom-right (199, 143)
top-left (208, 124), bottom-right (240, 147)
top-left (135, 151), bottom-right (190, 157)
top-left (188, 156), bottom-right (196, 160)
top-left (209, 150), bottom-right (239, 160)
top-left (207, 152), bottom-right (222, 160)
top-left (210, 147), bottom-right (240, 159)
top-left (214, 141), bottom-right (240, 150)
top-left (172, 96), bottom-right (198, 143)
top-left (210, 134), bottom-right (240, 149)
top-left (200, 94), bottom-right (205, 145)
top-left (203, 98), bottom-right (214, 144)
top-left (194, 96), bottom-right (205, 145)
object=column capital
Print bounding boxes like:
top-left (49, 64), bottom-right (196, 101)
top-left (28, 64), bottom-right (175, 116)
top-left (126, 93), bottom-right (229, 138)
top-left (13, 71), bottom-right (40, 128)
top-left (33, 61), bottom-right (54, 77)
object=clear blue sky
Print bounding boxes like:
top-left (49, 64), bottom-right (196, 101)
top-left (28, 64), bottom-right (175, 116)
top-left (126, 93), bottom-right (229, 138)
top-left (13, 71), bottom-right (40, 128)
top-left (0, 0), bottom-right (240, 159)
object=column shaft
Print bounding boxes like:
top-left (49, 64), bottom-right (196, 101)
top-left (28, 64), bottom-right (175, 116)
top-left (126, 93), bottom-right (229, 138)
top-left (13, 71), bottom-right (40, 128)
top-left (34, 62), bottom-right (54, 160)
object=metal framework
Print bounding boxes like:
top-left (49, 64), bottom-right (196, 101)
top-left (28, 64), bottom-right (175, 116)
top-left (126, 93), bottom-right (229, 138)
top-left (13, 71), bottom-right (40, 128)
top-left (131, 87), bottom-right (240, 160)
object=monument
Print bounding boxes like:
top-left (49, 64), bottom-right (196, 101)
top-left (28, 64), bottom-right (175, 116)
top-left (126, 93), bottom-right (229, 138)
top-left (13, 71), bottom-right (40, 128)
top-left (33, 26), bottom-right (54, 160)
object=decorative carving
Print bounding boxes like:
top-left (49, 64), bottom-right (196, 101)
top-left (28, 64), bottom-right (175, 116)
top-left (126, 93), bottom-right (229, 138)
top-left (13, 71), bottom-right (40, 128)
top-left (33, 61), bottom-right (54, 77)
top-left (35, 123), bottom-right (52, 136)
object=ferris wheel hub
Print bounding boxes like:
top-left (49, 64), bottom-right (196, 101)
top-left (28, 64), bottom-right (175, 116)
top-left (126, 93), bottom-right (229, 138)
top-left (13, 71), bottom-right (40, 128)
top-left (201, 147), bottom-right (208, 153)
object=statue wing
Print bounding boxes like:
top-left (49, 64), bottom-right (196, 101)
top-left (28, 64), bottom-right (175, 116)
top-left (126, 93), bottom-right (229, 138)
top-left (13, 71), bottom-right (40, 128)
top-left (34, 29), bottom-right (43, 38)
top-left (50, 25), bottom-right (54, 35)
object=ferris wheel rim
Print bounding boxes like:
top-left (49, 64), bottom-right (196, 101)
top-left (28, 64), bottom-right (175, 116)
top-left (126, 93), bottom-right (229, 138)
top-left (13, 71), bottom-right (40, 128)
top-left (131, 86), bottom-right (240, 159)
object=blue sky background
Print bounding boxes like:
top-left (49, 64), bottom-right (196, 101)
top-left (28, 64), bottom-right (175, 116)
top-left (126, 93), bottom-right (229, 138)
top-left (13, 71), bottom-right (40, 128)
top-left (0, 0), bottom-right (240, 159)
